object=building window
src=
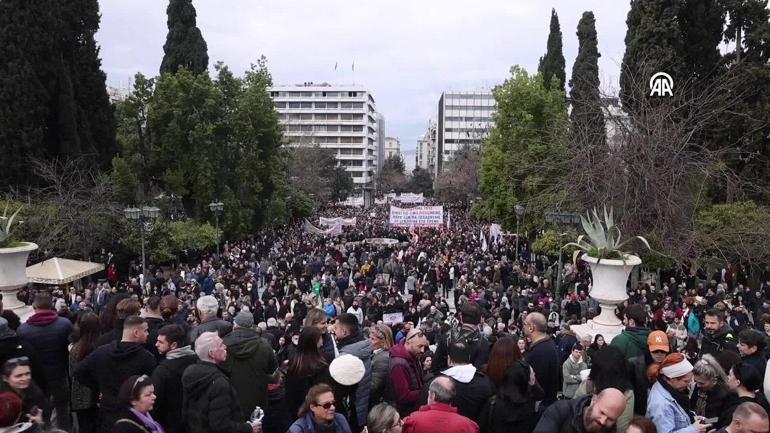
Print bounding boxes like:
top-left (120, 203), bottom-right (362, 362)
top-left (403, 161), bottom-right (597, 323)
top-left (348, 91), bottom-right (358, 97)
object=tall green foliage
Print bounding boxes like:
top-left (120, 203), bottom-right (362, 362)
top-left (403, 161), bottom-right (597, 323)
top-left (620, 0), bottom-right (686, 114)
top-left (0, 0), bottom-right (116, 186)
top-left (160, 0), bottom-right (209, 75)
top-left (114, 60), bottom-right (285, 237)
top-left (679, 0), bottom-right (725, 81)
top-left (538, 9), bottom-right (566, 91)
top-left (479, 66), bottom-right (569, 231)
top-left (569, 12), bottom-right (606, 149)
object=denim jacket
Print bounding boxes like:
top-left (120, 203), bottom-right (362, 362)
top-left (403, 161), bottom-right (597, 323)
top-left (646, 381), bottom-right (697, 433)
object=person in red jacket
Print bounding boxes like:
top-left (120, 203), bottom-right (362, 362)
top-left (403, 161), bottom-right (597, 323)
top-left (402, 376), bottom-right (479, 433)
top-left (388, 328), bottom-right (428, 416)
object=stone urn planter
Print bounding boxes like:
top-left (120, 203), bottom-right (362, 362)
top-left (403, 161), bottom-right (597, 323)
top-left (582, 254), bottom-right (641, 327)
top-left (0, 242), bottom-right (38, 314)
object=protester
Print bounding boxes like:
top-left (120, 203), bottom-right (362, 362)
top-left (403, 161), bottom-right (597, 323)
top-left (0, 391), bottom-right (36, 433)
top-left (112, 375), bottom-right (164, 433)
top-left (150, 324), bottom-right (197, 433)
top-left (612, 304), bottom-right (651, 359)
top-left (402, 377), bottom-right (479, 433)
top-left (701, 309), bottom-right (738, 358)
top-left (369, 323), bottom-right (394, 408)
top-left (182, 332), bottom-right (260, 433)
top-left (69, 312), bottom-right (101, 433)
top-left (714, 401), bottom-right (769, 433)
top-left (562, 343), bottom-right (587, 399)
top-left (533, 388), bottom-right (626, 433)
top-left (691, 354), bottom-right (731, 425)
top-left (0, 358), bottom-right (48, 430)
top-left (287, 383), bottom-right (352, 433)
top-left (523, 312), bottom-right (560, 407)
top-left (647, 353), bottom-right (712, 433)
top-left (388, 327), bottom-right (429, 417)
top-left (285, 327), bottom-right (333, 419)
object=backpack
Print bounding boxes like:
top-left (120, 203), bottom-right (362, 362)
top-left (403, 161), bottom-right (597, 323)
top-left (687, 311), bottom-right (701, 335)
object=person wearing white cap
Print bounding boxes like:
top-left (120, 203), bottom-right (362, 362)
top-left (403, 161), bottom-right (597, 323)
top-left (647, 352), bottom-right (713, 433)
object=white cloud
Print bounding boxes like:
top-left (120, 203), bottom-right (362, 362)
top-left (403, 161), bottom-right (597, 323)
top-left (96, 0), bottom-right (631, 151)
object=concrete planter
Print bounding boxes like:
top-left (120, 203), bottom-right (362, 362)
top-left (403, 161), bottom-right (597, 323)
top-left (572, 254), bottom-right (641, 343)
top-left (0, 242), bottom-right (38, 313)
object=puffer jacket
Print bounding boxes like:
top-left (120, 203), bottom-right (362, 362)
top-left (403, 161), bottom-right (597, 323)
top-left (337, 334), bottom-right (372, 428)
top-left (181, 361), bottom-right (252, 433)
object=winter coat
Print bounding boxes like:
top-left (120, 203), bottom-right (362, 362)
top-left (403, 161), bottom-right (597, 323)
top-left (388, 343), bottom-right (425, 417)
top-left (223, 327), bottom-right (278, 413)
top-left (433, 324), bottom-right (490, 373)
top-left (402, 402), bottom-right (479, 433)
top-left (699, 325), bottom-right (737, 358)
top-left (439, 364), bottom-right (495, 421)
top-left (17, 310), bottom-right (73, 381)
top-left (526, 337), bottom-right (561, 405)
top-left (479, 360), bottom-right (543, 433)
top-left (189, 317), bottom-right (233, 345)
top-left (112, 409), bottom-right (155, 433)
top-left (150, 346), bottom-right (197, 433)
top-left (369, 348), bottom-right (390, 407)
top-left (284, 364), bottom-right (333, 420)
top-left (181, 361), bottom-right (252, 433)
top-left (534, 394), bottom-right (593, 433)
top-left (69, 344), bottom-right (97, 411)
top-left (610, 326), bottom-right (650, 359)
top-left (561, 356), bottom-right (586, 399)
top-left (287, 412), bottom-right (352, 433)
top-left (337, 334), bottom-right (372, 428)
top-left (646, 380), bottom-right (697, 433)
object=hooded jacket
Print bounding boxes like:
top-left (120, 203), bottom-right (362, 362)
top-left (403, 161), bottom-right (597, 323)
top-left (17, 310), bottom-right (72, 381)
top-left (440, 364), bottom-right (495, 421)
top-left (75, 341), bottom-right (156, 432)
top-left (181, 361), bottom-right (252, 433)
top-left (336, 332), bottom-right (372, 428)
top-left (150, 345), bottom-right (197, 433)
top-left (533, 394), bottom-right (592, 433)
top-left (388, 343), bottom-right (425, 417)
top-left (223, 327), bottom-right (278, 413)
top-left (433, 324), bottom-right (490, 373)
top-left (610, 326), bottom-right (650, 359)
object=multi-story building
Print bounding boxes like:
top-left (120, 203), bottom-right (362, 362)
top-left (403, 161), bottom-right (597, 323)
top-left (384, 137), bottom-right (401, 160)
top-left (416, 119), bottom-right (437, 173)
top-left (269, 82), bottom-right (380, 186)
top-left (435, 89), bottom-right (496, 176)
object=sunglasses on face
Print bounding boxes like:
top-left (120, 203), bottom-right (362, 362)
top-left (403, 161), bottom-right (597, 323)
top-left (4, 357), bottom-right (29, 370)
top-left (315, 401), bottom-right (336, 410)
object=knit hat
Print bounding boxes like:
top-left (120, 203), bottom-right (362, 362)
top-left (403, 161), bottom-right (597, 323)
top-left (659, 353), bottom-right (693, 378)
top-left (647, 330), bottom-right (670, 353)
top-left (329, 354), bottom-right (365, 386)
top-left (234, 311), bottom-right (254, 329)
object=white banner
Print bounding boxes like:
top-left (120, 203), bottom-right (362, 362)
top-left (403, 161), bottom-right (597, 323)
top-left (396, 192), bottom-right (424, 204)
top-left (383, 312), bottom-right (404, 326)
top-left (389, 206), bottom-right (444, 227)
top-left (319, 217), bottom-right (357, 226)
top-left (303, 219), bottom-right (343, 236)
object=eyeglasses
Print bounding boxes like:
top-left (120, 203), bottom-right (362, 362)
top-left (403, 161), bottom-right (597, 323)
top-left (315, 401), bottom-right (335, 410)
top-left (131, 375), bottom-right (149, 395)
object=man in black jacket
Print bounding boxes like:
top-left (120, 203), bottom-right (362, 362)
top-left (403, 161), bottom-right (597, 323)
top-left (738, 328), bottom-right (767, 379)
top-left (533, 388), bottom-right (626, 433)
top-left (434, 341), bottom-right (495, 421)
top-left (700, 309), bottom-right (738, 358)
top-left (433, 301), bottom-right (490, 373)
top-left (524, 312), bottom-right (561, 407)
top-left (75, 315), bottom-right (156, 432)
top-left (182, 331), bottom-right (259, 433)
top-left (151, 324), bottom-right (197, 433)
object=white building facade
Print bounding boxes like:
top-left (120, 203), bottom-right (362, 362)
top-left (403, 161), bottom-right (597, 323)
top-left (416, 119), bottom-right (437, 173)
top-left (435, 89), bottom-right (496, 176)
top-left (384, 137), bottom-right (401, 160)
top-left (270, 83), bottom-right (380, 186)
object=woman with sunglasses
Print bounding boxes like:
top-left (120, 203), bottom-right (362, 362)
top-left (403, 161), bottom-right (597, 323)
top-left (288, 383), bottom-right (351, 433)
top-left (112, 375), bottom-right (164, 433)
top-left (0, 357), bottom-right (48, 430)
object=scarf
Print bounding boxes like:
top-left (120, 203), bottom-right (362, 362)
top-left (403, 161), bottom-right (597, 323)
top-left (658, 378), bottom-right (694, 423)
top-left (130, 408), bottom-right (165, 433)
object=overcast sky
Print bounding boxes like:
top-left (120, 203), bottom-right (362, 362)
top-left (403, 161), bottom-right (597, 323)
top-left (96, 0), bottom-right (633, 155)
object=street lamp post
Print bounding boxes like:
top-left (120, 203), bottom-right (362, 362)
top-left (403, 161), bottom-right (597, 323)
top-left (208, 201), bottom-right (224, 257)
top-left (514, 204), bottom-right (525, 262)
top-left (124, 206), bottom-right (160, 284)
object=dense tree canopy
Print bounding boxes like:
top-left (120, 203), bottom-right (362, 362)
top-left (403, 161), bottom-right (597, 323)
top-left (160, 0), bottom-right (209, 75)
top-left (569, 11), bottom-right (605, 150)
top-left (538, 9), bottom-right (566, 91)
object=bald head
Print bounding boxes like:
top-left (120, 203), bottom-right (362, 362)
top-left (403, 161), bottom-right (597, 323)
top-left (524, 312), bottom-right (548, 339)
top-left (429, 376), bottom-right (455, 404)
top-left (583, 388), bottom-right (626, 433)
top-left (731, 402), bottom-right (769, 433)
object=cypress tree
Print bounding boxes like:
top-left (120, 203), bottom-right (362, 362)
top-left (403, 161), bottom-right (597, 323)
top-left (538, 9), bottom-right (566, 91)
top-left (160, 0), bottom-right (209, 75)
top-left (569, 12), bottom-right (606, 148)
top-left (679, 0), bottom-right (724, 81)
top-left (619, 0), bottom-right (686, 114)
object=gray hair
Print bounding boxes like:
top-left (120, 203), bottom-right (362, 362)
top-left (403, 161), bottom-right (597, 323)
top-left (366, 403), bottom-right (399, 433)
top-left (429, 377), bottom-right (455, 404)
top-left (693, 354), bottom-right (728, 384)
top-left (196, 295), bottom-right (219, 316)
top-left (194, 331), bottom-right (220, 362)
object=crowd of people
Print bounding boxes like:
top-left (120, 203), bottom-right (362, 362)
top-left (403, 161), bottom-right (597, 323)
top-left (0, 201), bottom-right (769, 433)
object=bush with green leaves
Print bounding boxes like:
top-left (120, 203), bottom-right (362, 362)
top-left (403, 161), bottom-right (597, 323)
top-left (564, 206), bottom-right (651, 261)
